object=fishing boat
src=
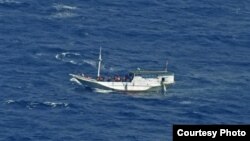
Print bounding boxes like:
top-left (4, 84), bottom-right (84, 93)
top-left (70, 48), bottom-right (174, 92)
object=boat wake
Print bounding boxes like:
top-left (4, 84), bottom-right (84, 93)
top-left (70, 77), bottom-right (82, 85)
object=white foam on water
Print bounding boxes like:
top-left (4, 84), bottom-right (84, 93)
top-left (6, 99), bottom-right (15, 104)
top-left (61, 52), bottom-right (80, 56)
top-left (55, 52), bottom-right (82, 65)
top-left (53, 3), bottom-right (77, 10)
top-left (50, 3), bottom-right (78, 19)
top-left (5, 99), bottom-right (69, 109)
top-left (55, 52), bottom-right (80, 60)
top-left (43, 102), bottom-right (69, 108)
top-left (94, 88), bottom-right (114, 94)
top-left (70, 77), bottom-right (82, 85)
top-left (55, 54), bottom-right (60, 59)
top-left (69, 60), bottom-right (77, 64)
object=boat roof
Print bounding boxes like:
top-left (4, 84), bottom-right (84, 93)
top-left (129, 70), bottom-right (173, 76)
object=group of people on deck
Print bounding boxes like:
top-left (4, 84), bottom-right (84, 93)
top-left (96, 75), bottom-right (132, 82)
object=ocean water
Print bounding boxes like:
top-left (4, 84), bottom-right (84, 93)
top-left (1, 0), bottom-right (250, 140)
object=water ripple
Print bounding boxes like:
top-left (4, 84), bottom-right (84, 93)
top-left (5, 100), bottom-right (72, 110)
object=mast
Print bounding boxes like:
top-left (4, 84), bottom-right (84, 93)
top-left (97, 47), bottom-right (102, 77)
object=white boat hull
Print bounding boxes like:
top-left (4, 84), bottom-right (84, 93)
top-left (70, 74), bottom-right (174, 92)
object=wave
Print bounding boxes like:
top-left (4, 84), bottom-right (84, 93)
top-left (179, 101), bottom-right (192, 105)
top-left (50, 3), bottom-right (78, 19)
top-left (0, 0), bottom-right (21, 4)
top-left (0, 0), bottom-right (29, 8)
top-left (55, 52), bottom-right (101, 69)
top-left (55, 52), bottom-right (80, 59)
top-left (62, 52), bottom-right (80, 56)
top-left (5, 99), bottom-right (71, 110)
top-left (55, 52), bottom-right (82, 65)
top-left (51, 12), bottom-right (78, 19)
top-left (56, 52), bottom-right (123, 73)
top-left (43, 101), bottom-right (69, 108)
top-left (53, 4), bottom-right (77, 10)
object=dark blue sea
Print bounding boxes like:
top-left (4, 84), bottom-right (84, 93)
top-left (1, 0), bottom-right (250, 140)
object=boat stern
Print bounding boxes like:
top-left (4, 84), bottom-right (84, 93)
top-left (159, 73), bottom-right (175, 85)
